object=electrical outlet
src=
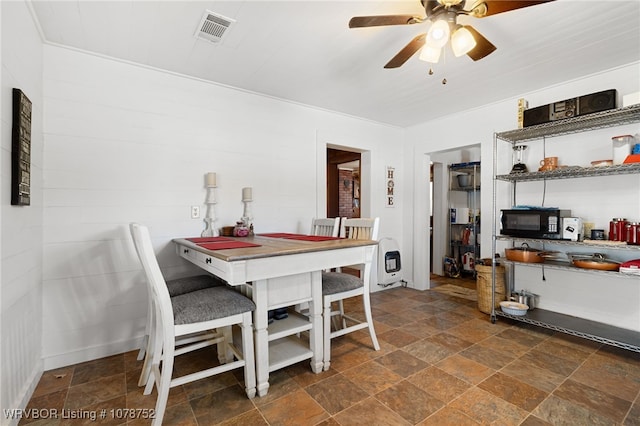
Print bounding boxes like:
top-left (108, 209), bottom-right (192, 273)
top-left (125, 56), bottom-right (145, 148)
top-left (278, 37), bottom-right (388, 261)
top-left (191, 206), bottom-right (200, 219)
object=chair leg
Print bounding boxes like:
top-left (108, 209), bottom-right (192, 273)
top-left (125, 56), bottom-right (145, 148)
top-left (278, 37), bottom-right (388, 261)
top-left (329, 300), bottom-right (344, 331)
top-left (338, 300), bottom-right (347, 329)
top-left (323, 297), bottom-right (332, 371)
top-left (137, 296), bottom-right (153, 361)
top-left (137, 335), bottom-right (147, 361)
top-left (240, 313), bottom-right (256, 398)
top-left (219, 326), bottom-right (233, 364)
top-left (144, 315), bottom-right (163, 395)
top-left (362, 293), bottom-right (380, 351)
top-left (138, 304), bottom-right (157, 386)
top-left (151, 343), bottom-right (174, 426)
top-left (137, 332), bottom-right (154, 386)
top-left (330, 306), bottom-right (341, 332)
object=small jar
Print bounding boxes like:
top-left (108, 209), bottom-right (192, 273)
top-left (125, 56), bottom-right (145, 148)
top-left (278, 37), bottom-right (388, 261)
top-left (609, 219), bottom-right (619, 241)
top-left (612, 135), bottom-right (634, 164)
top-left (610, 218), bottom-right (627, 241)
top-left (616, 218), bottom-right (628, 242)
top-left (626, 222), bottom-right (639, 245)
top-left (233, 221), bottom-right (249, 237)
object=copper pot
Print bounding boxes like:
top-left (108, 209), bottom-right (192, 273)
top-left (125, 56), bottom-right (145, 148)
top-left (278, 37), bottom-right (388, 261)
top-left (505, 243), bottom-right (546, 263)
top-left (568, 253), bottom-right (620, 271)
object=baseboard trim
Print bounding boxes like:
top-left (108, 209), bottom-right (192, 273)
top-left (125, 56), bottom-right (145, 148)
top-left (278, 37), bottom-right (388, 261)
top-left (43, 337), bottom-right (142, 371)
top-left (3, 363), bottom-right (43, 426)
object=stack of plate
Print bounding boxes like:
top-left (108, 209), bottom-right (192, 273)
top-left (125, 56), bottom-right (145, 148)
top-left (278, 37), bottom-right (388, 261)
top-left (620, 259), bottom-right (640, 275)
top-left (499, 301), bottom-right (529, 316)
top-left (620, 266), bottom-right (640, 275)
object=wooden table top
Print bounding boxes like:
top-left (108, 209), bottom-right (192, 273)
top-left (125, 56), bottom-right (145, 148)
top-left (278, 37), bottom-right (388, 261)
top-left (173, 235), bottom-right (378, 262)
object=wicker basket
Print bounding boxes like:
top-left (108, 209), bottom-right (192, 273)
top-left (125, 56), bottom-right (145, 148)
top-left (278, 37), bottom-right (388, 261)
top-left (475, 264), bottom-right (506, 314)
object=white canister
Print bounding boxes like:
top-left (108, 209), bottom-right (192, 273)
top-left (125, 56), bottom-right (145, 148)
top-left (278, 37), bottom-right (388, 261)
top-left (450, 207), bottom-right (470, 224)
top-left (462, 252), bottom-right (475, 271)
top-left (612, 134), bottom-right (634, 164)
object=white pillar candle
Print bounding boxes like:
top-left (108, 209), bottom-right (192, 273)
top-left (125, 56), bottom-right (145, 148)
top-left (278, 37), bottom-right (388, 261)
top-left (242, 187), bottom-right (252, 201)
top-left (205, 172), bottom-right (217, 187)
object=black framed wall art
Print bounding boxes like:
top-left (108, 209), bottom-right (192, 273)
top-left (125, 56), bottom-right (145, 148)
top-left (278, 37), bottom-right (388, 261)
top-left (12, 88), bottom-right (32, 206)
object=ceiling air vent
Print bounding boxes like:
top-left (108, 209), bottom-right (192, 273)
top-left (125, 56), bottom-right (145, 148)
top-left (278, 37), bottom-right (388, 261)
top-left (195, 10), bottom-right (235, 43)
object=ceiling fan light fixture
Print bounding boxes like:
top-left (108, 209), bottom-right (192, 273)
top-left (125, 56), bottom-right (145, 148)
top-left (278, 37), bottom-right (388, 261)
top-left (349, 0), bottom-right (552, 69)
top-left (419, 45), bottom-right (441, 63)
top-left (451, 26), bottom-right (477, 57)
top-left (426, 19), bottom-right (450, 48)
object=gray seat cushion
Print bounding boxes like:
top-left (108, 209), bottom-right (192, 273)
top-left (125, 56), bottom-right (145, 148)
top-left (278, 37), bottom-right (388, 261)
top-left (322, 271), bottom-right (363, 295)
top-left (166, 274), bottom-right (225, 297)
top-left (171, 286), bottom-right (256, 325)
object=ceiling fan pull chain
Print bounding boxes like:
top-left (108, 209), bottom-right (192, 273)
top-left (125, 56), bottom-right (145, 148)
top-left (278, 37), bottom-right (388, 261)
top-left (441, 48), bottom-right (448, 84)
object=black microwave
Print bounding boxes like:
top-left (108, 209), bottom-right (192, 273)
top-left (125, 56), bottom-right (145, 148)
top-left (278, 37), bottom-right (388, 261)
top-left (501, 208), bottom-right (571, 238)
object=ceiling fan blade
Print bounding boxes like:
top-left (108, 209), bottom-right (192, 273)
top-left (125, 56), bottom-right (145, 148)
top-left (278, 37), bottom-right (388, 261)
top-left (384, 34), bottom-right (426, 68)
top-left (464, 26), bottom-right (496, 61)
top-left (470, 0), bottom-right (554, 18)
top-left (349, 15), bottom-right (423, 28)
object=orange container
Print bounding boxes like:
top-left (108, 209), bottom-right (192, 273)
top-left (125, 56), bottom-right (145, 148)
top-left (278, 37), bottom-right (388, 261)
top-left (623, 154), bottom-right (640, 163)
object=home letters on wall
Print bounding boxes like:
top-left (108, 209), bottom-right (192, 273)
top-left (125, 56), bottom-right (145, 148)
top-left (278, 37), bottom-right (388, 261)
top-left (12, 88), bottom-right (32, 206)
top-left (386, 166), bottom-right (395, 208)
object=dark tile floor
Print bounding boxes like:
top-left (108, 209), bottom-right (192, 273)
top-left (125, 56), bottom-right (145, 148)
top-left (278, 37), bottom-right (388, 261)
top-left (21, 275), bottom-right (640, 425)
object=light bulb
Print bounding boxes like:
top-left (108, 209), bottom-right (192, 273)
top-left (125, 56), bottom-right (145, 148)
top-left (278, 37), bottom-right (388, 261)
top-left (426, 19), bottom-right (450, 49)
top-left (437, 0), bottom-right (464, 6)
top-left (451, 26), bottom-right (477, 57)
top-left (419, 45), bottom-right (441, 63)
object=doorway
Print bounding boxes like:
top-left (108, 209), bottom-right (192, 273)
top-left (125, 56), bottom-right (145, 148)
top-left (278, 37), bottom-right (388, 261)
top-left (429, 145), bottom-right (481, 278)
top-left (326, 148), bottom-right (361, 219)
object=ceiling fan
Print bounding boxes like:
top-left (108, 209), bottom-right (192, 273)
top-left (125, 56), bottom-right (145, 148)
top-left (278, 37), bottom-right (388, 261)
top-left (349, 0), bottom-right (554, 68)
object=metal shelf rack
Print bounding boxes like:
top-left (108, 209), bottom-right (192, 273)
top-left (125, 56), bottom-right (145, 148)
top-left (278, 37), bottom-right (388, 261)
top-left (496, 104), bottom-right (640, 144)
top-left (496, 163), bottom-right (640, 182)
top-left (496, 309), bottom-right (640, 353)
top-left (499, 258), bottom-right (640, 280)
top-left (490, 103), bottom-right (640, 353)
top-left (448, 162), bottom-right (481, 277)
top-left (496, 235), bottom-right (640, 252)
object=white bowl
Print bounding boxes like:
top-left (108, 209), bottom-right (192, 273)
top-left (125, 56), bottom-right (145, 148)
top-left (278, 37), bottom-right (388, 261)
top-left (500, 301), bottom-right (529, 316)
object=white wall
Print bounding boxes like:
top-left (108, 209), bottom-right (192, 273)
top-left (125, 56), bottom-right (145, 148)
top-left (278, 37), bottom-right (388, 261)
top-left (407, 62), bottom-right (640, 331)
top-left (41, 46), bottom-right (405, 369)
top-left (1, 0), bottom-right (44, 419)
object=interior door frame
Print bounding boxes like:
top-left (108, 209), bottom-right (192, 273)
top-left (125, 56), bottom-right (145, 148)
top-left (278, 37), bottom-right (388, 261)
top-left (326, 148), bottom-right (361, 218)
top-left (315, 140), bottom-right (370, 221)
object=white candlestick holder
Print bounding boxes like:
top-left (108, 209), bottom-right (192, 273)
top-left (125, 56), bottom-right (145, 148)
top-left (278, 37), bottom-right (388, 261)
top-left (202, 185), bottom-right (219, 237)
top-left (241, 199), bottom-right (253, 229)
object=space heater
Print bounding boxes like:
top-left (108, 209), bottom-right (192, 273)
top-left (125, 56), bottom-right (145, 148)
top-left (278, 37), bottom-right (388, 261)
top-left (378, 238), bottom-right (402, 286)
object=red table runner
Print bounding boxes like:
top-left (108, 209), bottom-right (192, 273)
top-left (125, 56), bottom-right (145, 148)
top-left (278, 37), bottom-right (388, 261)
top-left (187, 237), bottom-right (234, 243)
top-left (196, 241), bottom-right (262, 250)
top-left (259, 233), bottom-right (341, 241)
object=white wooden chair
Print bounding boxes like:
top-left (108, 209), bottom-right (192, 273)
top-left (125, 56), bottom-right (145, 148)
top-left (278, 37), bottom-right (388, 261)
top-left (130, 224), bottom-right (226, 387)
top-left (322, 217), bottom-right (380, 370)
top-left (294, 218), bottom-right (341, 316)
top-left (130, 223), bottom-right (256, 425)
top-left (311, 217), bottom-right (340, 237)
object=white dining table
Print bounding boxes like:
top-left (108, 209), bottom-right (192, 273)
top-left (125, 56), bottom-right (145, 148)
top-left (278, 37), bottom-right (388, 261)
top-left (173, 234), bottom-right (378, 397)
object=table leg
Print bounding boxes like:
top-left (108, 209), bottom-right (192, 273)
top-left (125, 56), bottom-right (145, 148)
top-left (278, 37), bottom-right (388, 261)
top-left (309, 270), bottom-right (324, 373)
top-left (251, 280), bottom-right (270, 397)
